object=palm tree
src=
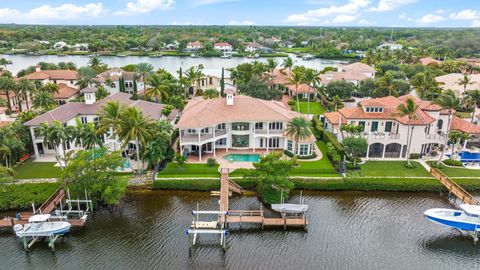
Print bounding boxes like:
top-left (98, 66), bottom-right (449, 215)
top-left (448, 130), bottom-right (463, 159)
top-left (15, 78), bottom-right (36, 111)
top-left (286, 117), bottom-right (312, 157)
top-left (376, 71), bottom-right (397, 97)
top-left (76, 66), bottom-right (97, 89)
top-left (97, 101), bottom-right (124, 151)
top-left (135, 62), bottom-right (154, 96)
top-left (303, 68), bottom-right (321, 115)
top-left (287, 68), bottom-right (304, 113)
top-left (434, 91), bottom-right (461, 165)
top-left (37, 121), bottom-right (73, 170)
top-left (0, 58), bottom-right (12, 72)
top-left (0, 144), bottom-right (11, 168)
top-left (410, 72), bottom-right (437, 99)
top-left (146, 73), bottom-right (173, 103)
top-left (78, 121), bottom-right (103, 150)
top-left (332, 95), bottom-right (341, 112)
top-left (88, 56), bottom-right (106, 74)
top-left (396, 97), bottom-right (419, 166)
top-left (266, 58), bottom-right (278, 74)
top-left (184, 65), bottom-right (204, 96)
top-left (0, 75), bottom-right (15, 112)
top-left (457, 74), bottom-right (472, 93)
top-left (463, 90), bottom-right (480, 123)
top-left (118, 107), bottom-right (156, 174)
top-left (282, 57), bottom-right (294, 71)
top-left (33, 91), bottom-right (56, 111)
top-left (40, 83), bottom-right (59, 95)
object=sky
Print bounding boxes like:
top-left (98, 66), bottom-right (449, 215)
top-left (0, 0), bottom-right (479, 27)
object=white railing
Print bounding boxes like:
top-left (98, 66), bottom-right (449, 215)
top-left (425, 133), bottom-right (447, 140)
top-left (362, 132), bottom-right (400, 140)
top-left (180, 129), bottom-right (227, 142)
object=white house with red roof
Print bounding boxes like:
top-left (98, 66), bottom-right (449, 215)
top-left (186, 41), bottom-right (203, 52)
top-left (24, 66), bottom-right (78, 88)
top-left (245, 41), bottom-right (264, 52)
top-left (323, 94), bottom-right (480, 159)
top-left (214, 42), bottom-right (233, 52)
top-left (320, 62), bottom-right (375, 86)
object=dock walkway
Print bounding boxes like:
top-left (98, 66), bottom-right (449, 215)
top-left (430, 168), bottom-right (479, 205)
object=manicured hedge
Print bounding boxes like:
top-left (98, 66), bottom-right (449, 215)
top-left (152, 178), bottom-right (257, 191)
top-left (311, 117), bottom-right (344, 157)
top-left (0, 183), bottom-right (60, 211)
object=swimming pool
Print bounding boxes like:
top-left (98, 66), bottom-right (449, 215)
top-left (224, 154), bottom-right (260, 162)
top-left (457, 151), bottom-right (480, 162)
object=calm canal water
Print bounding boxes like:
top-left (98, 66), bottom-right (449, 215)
top-left (1, 190), bottom-right (480, 270)
top-left (1, 54), bottom-right (349, 76)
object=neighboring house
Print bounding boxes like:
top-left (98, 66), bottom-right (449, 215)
top-left (337, 62), bottom-right (376, 78)
top-left (245, 41), bottom-right (264, 52)
top-left (267, 68), bottom-right (316, 99)
top-left (0, 91), bottom-right (26, 113)
top-left (377, 43), bottom-right (403, 51)
top-left (54, 83), bottom-right (80, 105)
top-left (24, 66), bottom-right (78, 87)
top-left (435, 73), bottom-right (480, 96)
top-left (186, 41), bottom-right (203, 52)
top-left (94, 67), bottom-right (145, 95)
top-left (70, 43), bottom-right (89, 52)
top-left (419, 57), bottom-right (442, 66)
top-left (323, 94), bottom-right (480, 159)
top-left (0, 107), bottom-right (13, 127)
top-left (164, 40), bottom-right (180, 51)
top-left (176, 91), bottom-right (316, 161)
top-left (214, 42), bottom-right (233, 52)
top-left (53, 41), bottom-right (68, 50)
top-left (318, 62), bottom-right (375, 86)
top-left (457, 58), bottom-right (480, 68)
top-left (24, 91), bottom-right (179, 160)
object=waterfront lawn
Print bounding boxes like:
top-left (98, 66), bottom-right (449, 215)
top-left (14, 160), bottom-right (62, 179)
top-left (156, 163), bottom-right (220, 178)
top-left (291, 101), bottom-right (325, 115)
top-left (0, 183), bottom-right (61, 211)
top-left (290, 142), bottom-right (338, 177)
top-left (354, 161), bottom-right (431, 177)
top-left (427, 161), bottom-right (480, 178)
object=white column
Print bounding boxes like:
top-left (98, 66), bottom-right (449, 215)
top-left (366, 144), bottom-right (371, 158)
top-left (213, 142), bottom-right (216, 157)
top-left (382, 144), bottom-right (386, 158)
top-left (199, 144), bottom-right (202, 162)
top-left (197, 129), bottom-right (201, 142)
top-left (30, 127), bottom-right (40, 158)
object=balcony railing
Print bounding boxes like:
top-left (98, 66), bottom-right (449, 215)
top-left (361, 132), bottom-right (400, 140)
top-left (254, 129), bottom-right (284, 135)
top-left (425, 133), bottom-right (447, 140)
top-left (180, 129), bottom-right (227, 142)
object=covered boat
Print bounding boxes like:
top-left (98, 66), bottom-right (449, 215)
top-left (271, 204), bottom-right (309, 214)
top-left (424, 204), bottom-right (480, 231)
top-left (14, 214), bottom-right (71, 238)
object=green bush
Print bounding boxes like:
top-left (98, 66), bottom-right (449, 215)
top-left (207, 158), bottom-right (217, 167)
top-left (0, 183), bottom-right (60, 211)
top-left (409, 153), bottom-right (420, 159)
top-left (346, 163), bottom-right (361, 170)
top-left (311, 118), bottom-right (344, 157)
top-left (288, 100), bottom-right (296, 106)
top-left (283, 150), bottom-right (317, 159)
top-left (443, 159), bottom-right (463, 167)
top-left (430, 162), bottom-right (445, 169)
top-left (404, 162), bottom-right (417, 169)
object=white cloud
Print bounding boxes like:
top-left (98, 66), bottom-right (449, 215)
top-left (332, 14), bottom-right (357, 23)
top-left (450, 9), bottom-right (479, 20)
top-left (285, 0), bottom-right (370, 24)
top-left (115, 0), bottom-right (174, 15)
top-left (228, 20), bottom-right (255, 25)
top-left (435, 9), bottom-right (445, 14)
top-left (418, 13), bottom-right (445, 24)
top-left (370, 0), bottom-right (416, 12)
top-left (358, 19), bottom-right (371, 25)
top-left (191, 0), bottom-right (238, 7)
top-left (472, 20), bottom-right (480, 27)
top-left (0, 3), bottom-right (104, 23)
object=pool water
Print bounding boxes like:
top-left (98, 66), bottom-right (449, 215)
top-left (458, 151), bottom-right (480, 162)
top-left (224, 154), bottom-right (260, 162)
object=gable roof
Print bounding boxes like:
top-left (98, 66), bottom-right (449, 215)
top-left (24, 70), bottom-right (78, 81)
top-left (320, 71), bottom-right (369, 84)
top-left (450, 116), bottom-right (480, 135)
top-left (24, 92), bottom-right (178, 126)
top-left (214, 42), bottom-right (232, 47)
top-left (419, 57), bottom-right (441, 66)
top-left (339, 62), bottom-right (375, 73)
top-left (435, 73), bottom-right (480, 95)
top-left (269, 68), bottom-right (293, 85)
top-left (176, 95), bottom-right (299, 129)
top-left (187, 41), bottom-right (203, 47)
top-left (94, 67), bottom-right (139, 83)
top-left (54, 83), bottom-right (79, 99)
top-left (284, 83), bottom-right (316, 94)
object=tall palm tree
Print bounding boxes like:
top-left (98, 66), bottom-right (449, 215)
top-left (37, 121), bottom-right (73, 170)
top-left (332, 95), bottom-right (341, 112)
top-left (0, 75), bottom-right (15, 112)
top-left (376, 71), bottom-right (397, 97)
top-left (97, 101), bottom-right (124, 151)
top-left (146, 73), bottom-right (173, 103)
top-left (184, 65), bottom-right (204, 96)
top-left (282, 57), bottom-right (294, 71)
top-left (15, 78), bottom-right (36, 111)
top-left (303, 68), bottom-right (321, 115)
top-left (396, 97), bottom-right (419, 166)
top-left (457, 74), bottom-right (472, 93)
top-left (286, 117), bottom-right (312, 157)
top-left (40, 83), bottom-right (59, 95)
top-left (287, 68), bottom-right (304, 113)
top-left (463, 90), bottom-right (480, 123)
top-left (448, 130), bottom-right (463, 159)
top-left (266, 58), bottom-right (278, 74)
top-left (0, 58), bottom-right (12, 72)
top-left (33, 91), bottom-right (56, 111)
top-left (434, 91), bottom-right (461, 165)
top-left (49, 121), bottom-right (74, 164)
top-left (135, 62), bottom-right (154, 96)
top-left (88, 56), bottom-right (106, 74)
top-left (76, 66), bottom-right (97, 89)
top-left (77, 120), bottom-right (103, 150)
top-left (118, 107), bottom-right (156, 174)
top-left (410, 72), bottom-right (437, 99)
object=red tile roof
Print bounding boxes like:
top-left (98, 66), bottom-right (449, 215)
top-left (450, 116), bottom-right (480, 135)
top-left (24, 70), bottom-right (78, 80)
top-left (54, 83), bottom-right (79, 99)
top-left (214, 42), bottom-right (232, 47)
top-left (284, 83), bottom-right (316, 94)
top-left (324, 111), bottom-right (347, 125)
top-left (419, 57), bottom-right (441, 66)
top-left (187, 41), bottom-right (203, 47)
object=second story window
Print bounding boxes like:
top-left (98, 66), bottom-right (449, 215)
top-left (80, 117), bottom-right (88, 124)
top-left (187, 129), bottom-right (196, 134)
top-left (201, 128), bottom-right (209, 134)
top-left (371, 121), bottom-right (379, 132)
top-left (255, 122), bottom-right (263, 130)
top-left (232, 122), bottom-right (249, 131)
top-left (269, 122), bottom-right (283, 130)
top-left (216, 123), bottom-right (226, 130)
top-left (385, 121), bottom-right (392, 132)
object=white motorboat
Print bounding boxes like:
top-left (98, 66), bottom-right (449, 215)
top-left (271, 203), bottom-right (309, 214)
top-left (424, 204), bottom-right (480, 231)
top-left (14, 214), bottom-right (71, 238)
top-left (302, 54), bottom-right (314, 60)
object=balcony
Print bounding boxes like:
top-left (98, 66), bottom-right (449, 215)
top-left (425, 133), bottom-right (447, 140)
top-left (180, 129), bottom-right (227, 143)
top-left (254, 129), bottom-right (284, 135)
top-left (362, 132), bottom-right (400, 140)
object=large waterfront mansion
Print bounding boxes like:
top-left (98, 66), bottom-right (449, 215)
top-left (176, 90), bottom-right (316, 161)
top-left (323, 95), bottom-right (480, 159)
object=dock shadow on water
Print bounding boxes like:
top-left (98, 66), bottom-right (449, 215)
top-left (1, 190), bottom-right (480, 270)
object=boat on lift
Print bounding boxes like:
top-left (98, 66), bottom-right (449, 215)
top-left (271, 190), bottom-right (309, 214)
top-left (424, 204), bottom-right (480, 231)
top-left (13, 214), bottom-right (71, 238)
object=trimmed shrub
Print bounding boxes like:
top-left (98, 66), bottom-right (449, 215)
top-left (207, 158), bottom-right (217, 167)
top-left (288, 100), bottom-right (296, 106)
top-left (443, 159), bottom-right (463, 167)
top-left (0, 183), bottom-right (60, 211)
top-left (409, 153), bottom-right (420, 159)
top-left (404, 162), bottom-right (417, 169)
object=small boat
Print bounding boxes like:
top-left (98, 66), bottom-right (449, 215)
top-left (424, 204), bottom-right (480, 231)
top-left (14, 214), bottom-right (71, 238)
top-left (190, 53), bottom-right (199, 58)
top-left (117, 54), bottom-right (127, 57)
top-left (302, 54), bottom-right (314, 60)
top-left (271, 203), bottom-right (309, 214)
top-left (220, 52), bottom-right (232, 59)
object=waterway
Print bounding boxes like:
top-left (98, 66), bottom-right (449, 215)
top-left (1, 54), bottom-right (349, 76)
top-left (1, 190), bottom-right (479, 270)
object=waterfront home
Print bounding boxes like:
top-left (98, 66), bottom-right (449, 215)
top-left (94, 67), bottom-right (145, 95)
top-left (54, 83), bottom-right (80, 105)
top-left (435, 73), bottom-right (480, 96)
top-left (377, 43), bottom-right (403, 51)
top-left (53, 41), bottom-right (68, 50)
top-left (419, 57), bottom-right (442, 66)
top-left (214, 42), bottom-right (233, 52)
top-left (175, 91), bottom-right (315, 161)
top-left (0, 91), bottom-right (23, 112)
top-left (186, 41), bottom-right (203, 52)
top-left (318, 62), bottom-right (374, 86)
top-left (24, 66), bottom-right (78, 87)
top-left (245, 41), bottom-right (264, 52)
top-left (337, 62), bottom-right (375, 79)
top-left (323, 94), bottom-right (480, 159)
top-left (24, 91), bottom-right (178, 160)
top-left (267, 68), bottom-right (316, 99)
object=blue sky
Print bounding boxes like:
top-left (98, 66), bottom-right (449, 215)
top-left (0, 0), bottom-right (479, 27)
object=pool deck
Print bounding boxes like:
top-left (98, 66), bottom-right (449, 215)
top-left (187, 149), bottom-right (282, 170)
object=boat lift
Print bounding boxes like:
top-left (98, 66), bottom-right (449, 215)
top-left (54, 189), bottom-right (93, 222)
top-left (186, 204), bottom-right (228, 251)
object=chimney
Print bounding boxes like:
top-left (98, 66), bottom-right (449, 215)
top-left (85, 92), bottom-right (96, 105)
top-left (326, 72), bottom-right (333, 80)
top-left (35, 65), bottom-right (41, 72)
top-left (225, 89), bottom-right (235, 106)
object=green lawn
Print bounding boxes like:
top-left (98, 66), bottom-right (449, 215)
top-left (426, 161), bottom-right (480, 178)
top-left (290, 141), bottom-right (338, 177)
top-left (354, 161), bottom-right (431, 177)
top-left (291, 101), bottom-right (325, 115)
top-left (14, 160), bottom-right (62, 179)
top-left (156, 163), bottom-right (220, 178)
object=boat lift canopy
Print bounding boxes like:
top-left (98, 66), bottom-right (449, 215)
top-left (461, 204), bottom-right (480, 216)
top-left (28, 214), bottom-right (51, 222)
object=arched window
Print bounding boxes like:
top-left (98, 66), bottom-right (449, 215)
top-left (437, 119), bottom-right (443, 130)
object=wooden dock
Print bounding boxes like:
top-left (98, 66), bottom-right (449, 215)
top-left (430, 168), bottom-right (479, 205)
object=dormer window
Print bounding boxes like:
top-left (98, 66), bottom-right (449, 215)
top-left (365, 107), bottom-right (384, 113)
